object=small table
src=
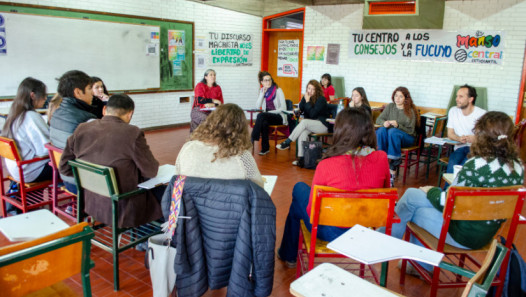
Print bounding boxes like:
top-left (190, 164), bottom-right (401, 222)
top-left (245, 109), bottom-right (262, 127)
top-left (0, 209), bottom-right (69, 242)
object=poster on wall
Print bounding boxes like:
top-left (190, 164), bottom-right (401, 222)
top-left (349, 30), bottom-right (505, 65)
top-left (307, 46), bottom-right (325, 61)
top-left (168, 30), bottom-right (185, 76)
top-left (277, 39), bottom-right (299, 77)
top-left (326, 44), bottom-right (340, 65)
top-left (0, 14), bottom-right (6, 55)
top-left (208, 32), bottom-right (253, 66)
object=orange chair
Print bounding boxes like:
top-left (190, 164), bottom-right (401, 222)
top-left (0, 137), bottom-right (52, 217)
top-left (400, 186), bottom-right (526, 297)
top-left (45, 143), bottom-right (77, 222)
top-left (296, 186), bottom-right (399, 287)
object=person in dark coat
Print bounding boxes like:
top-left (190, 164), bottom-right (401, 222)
top-left (59, 94), bottom-right (163, 228)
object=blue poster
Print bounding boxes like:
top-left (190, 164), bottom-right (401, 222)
top-left (0, 14), bottom-right (6, 55)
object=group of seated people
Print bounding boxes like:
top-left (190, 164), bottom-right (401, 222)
top-left (2, 67), bottom-right (522, 294)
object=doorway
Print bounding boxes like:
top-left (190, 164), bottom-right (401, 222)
top-left (261, 8), bottom-right (305, 103)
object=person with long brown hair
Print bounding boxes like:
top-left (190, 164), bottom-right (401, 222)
top-left (276, 80), bottom-right (329, 167)
top-left (276, 108), bottom-right (390, 267)
top-left (348, 87), bottom-right (372, 116)
top-left (175, 103), bottom-right (263, 187)
top-left (376, 86), bottom-right (420, 184)
top-left (389, 111), bottom-right (523, 272)
top-left (2, 77), bottom-right (53, 183)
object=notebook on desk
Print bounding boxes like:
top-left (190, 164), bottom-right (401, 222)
top-left (138, 164), bottom-right (176, 189)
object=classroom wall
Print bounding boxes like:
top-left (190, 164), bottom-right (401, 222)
top-left (301, 0), bottom-right (526, 117)
top-left (8, 0), bottom-right (263, 129)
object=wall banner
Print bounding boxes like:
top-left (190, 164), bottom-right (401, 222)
top-left (168, 30), bottom-right (185, 76)
top-left (208, 32), bottom-right (253, 66)
top-left (277, 39), bottom-right (299, 77)
top-left (349, 30), bottom-right (505, 65)
top-left (0, 14), bottom-right (6, 55)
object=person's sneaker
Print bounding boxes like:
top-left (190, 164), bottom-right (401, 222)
top-left (65, 206), bottom-right (74, 215)
top-left (259, 150), bottom-right (270, 156)
top-left (292, 160), bottom-right (298, 166)
top-left (276, 141), bottom-right (290, 150)
top-left (390, 172), bottom-right (396, 188)
top-left (135, 242), bottom-right (148, 252)
top-left (277, 249), bottom-right (297, 268)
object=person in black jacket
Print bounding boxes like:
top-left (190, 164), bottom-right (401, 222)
top-left (276, 79), bottom-right (329, 166)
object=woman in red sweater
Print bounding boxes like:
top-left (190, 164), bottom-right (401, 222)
top-left (191, 69), bottom-right (224, 132)
top-left (277, 107), bottom-right (391, 267)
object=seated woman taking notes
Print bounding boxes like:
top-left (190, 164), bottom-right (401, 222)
top-left (277, 108), bottom-right (390, 267)
top-left (375, 86), bottom-right (420, 185)
top-left (176, 103), bottom-right (264, 187)
top-left (251, 71), bottom-right (287, 156)
top-left (190, 69), bottom-right (224, 132)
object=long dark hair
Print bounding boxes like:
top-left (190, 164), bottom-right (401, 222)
top-left (323, 108), bottom-right (376, 159)
top-left (258, 71), bottom-right (278, 89)
top-left (200, 69), bottom-right (217, 87)
top-left (2, 78), bottom-right (47, 138)
top-left (90, 76), bottom-right (109, 96)
top-left (470, 111), bottom-right (520, 168)
top-left (352, 87), bottom-right (370, 107)
top-left (306, 80), bottom-right (324, 106)
top-left (391, 86), bottom-right (420, 127)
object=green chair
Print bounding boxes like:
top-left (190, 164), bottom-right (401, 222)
top-left (68, 159), bottom-right (162, 291)
top-left (0, 222), bottom-right (95, 297)
top-left (446, 85), bottom-right (488, 112)
top-left (331, 76), bottom-right (345, 99)
top-left (422, 115), bottom-right (448, 179)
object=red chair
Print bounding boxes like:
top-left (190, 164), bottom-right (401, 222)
top-left (296, 186), bottom-right (399, 287)
top-left (0, 137), bottom-right (52, 216)
top-left (45, 143), bottom-right (77, 222)
top-left (399, 116), bottom-right (426, 184)
top-left (400, 186), bottom-right (526, 297)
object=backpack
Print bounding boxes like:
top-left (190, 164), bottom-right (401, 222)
top-left (488, 237), bottom-right (526, 297)
top-left (302, 141), bottom-right (322, 169)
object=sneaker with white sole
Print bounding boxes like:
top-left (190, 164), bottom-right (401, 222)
top-left (276, 141), bottom-right (290, 150)
top-left (292, 160), bottom-right (298, 166)
top-left (259, 150), bottom-right (270, 156)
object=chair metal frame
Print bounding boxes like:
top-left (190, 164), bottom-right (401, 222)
top-left (421, 115), bottom-right (448, 179)
top-left (68, 159), bottom-right (162, 291)
top-left (44, 143), bottom-right (77, 222)
top-left (0, 222), bottom-right (95, 297)
top-left (0, 136), bottom-right (52, 216)
top-left (296, 186), bottom-right (399, 287)
top-left (399, 186), bottom-right (526, 297)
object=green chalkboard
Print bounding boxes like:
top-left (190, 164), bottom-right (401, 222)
top-left (0, 2), bottom-right (194, 92)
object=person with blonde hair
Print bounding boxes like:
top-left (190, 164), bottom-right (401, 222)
top-left (276, 80), bottom-right (329, 167)
top-left (175, 103), bottom-right (263, 187)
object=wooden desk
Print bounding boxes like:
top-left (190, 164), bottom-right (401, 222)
top-left (245, 109), bottom-right (262, 127)
top-left (0, 209), bottom-right (69, 242)
top-left (290, 263), bottom-right (403, 297)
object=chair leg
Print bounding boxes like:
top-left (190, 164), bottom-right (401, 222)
top-left (403, 152), bottom-right (410, 184)
top-left (429, 266), bottom-right (441, 297)
top-left (380, 261), bottom-right (388, 287)
top-left (296, 231), bottom-right (305, 278)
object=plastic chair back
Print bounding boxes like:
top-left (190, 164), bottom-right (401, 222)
top-left (331, 77), bottom-right (345, 98)
top-left (0, 137), bottom-right (21, 162)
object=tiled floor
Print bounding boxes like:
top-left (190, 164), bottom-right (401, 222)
top-left (2, 124), bottom-right (525, 297)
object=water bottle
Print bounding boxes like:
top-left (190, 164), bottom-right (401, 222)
top-left (336, 99), bottom-right (344, 114)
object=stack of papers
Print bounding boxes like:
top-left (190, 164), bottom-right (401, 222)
top-left (138, 164), bottom-right (176, 189)
top-left (425, 136), bottom-right (460, 145)
top-left (421, 112), bottom-right (445, 119)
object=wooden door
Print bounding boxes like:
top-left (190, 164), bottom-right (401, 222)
top-left (268, 31), bottom-right (303, 103)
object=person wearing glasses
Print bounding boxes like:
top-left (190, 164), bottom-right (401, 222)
top-left (251, 71), bottom-right (287, 156)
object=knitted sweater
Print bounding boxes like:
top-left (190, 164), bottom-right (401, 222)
top-left (426, 157), bottom-right (524, 249)
top-left (375, 103), bottom-right (416, 136)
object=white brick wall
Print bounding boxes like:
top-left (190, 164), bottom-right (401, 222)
top-left (9, 0), bottom-right (262, 128)
top-left (302, 0), bottom-right (526, 118)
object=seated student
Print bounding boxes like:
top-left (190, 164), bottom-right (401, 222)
top-left (277, 108), bottom-right (390, 267)
top-left (190, 69), bottom-right (223, 132)
top-left (50, 70), bottom-right (96, 193)
top-left (348, 87), bottom-right (372, 116)
top-left (276, 80), bottom-right (329, 167)
top-left (59, 94), bottom-right (163, 228)
top-left (251, 71), bottom-right (287, 156)
top-left (320, 73), bottom-right (335, 101)
top-left (176, 103), bottom-right (264, 187)
top-left (375, 86), bottom-right (420, 185)
top-left (2, 77), bottom-right (53, 183)
top-left (90, 76), bottom-right (110, 119)
top-left (389, 111), bottom-right (523, 271)
top-left (46, 93), bottom-right (62, 124)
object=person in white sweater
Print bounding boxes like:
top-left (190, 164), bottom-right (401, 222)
top-left (2, 77), bottom-right (52, 183)
top-left (175, 103), bottom-right (264, 188)
top-left (251, 71), bottom-right (288, 155)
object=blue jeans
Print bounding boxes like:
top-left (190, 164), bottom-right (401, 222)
top-left (278, 182), bottom-right (347, 262)
top-left (376, 127), bottom-right (415, 160)
top-left (446, 146), bottom-right (470, 173)
top-left (390, 188), bottom-right (469, 271)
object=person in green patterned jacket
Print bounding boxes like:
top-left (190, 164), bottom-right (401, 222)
top-left (389, 111), bottom-right (524, 270)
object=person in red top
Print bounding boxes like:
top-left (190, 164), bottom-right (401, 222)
top-left (191, 69), bottom-right (224, 132)
top-left (277, 107), bottom-right (390, 268)
top-left (320, 73), bottom-right (335, 101)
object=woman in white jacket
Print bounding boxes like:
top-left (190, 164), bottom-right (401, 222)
top-left (251, 71), bottom-right (288, 155)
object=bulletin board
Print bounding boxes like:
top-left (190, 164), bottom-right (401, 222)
top-left (0, 2), bottom-right (194, 97)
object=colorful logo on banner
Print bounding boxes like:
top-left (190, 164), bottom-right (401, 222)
top-left (208, 32), bottom-right (253, 66)
top-left (0, 14), bottom-right (6, 55)
top-left (349, 30), bottom-right (504, 65)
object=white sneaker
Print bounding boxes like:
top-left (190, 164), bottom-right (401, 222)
top-left (292, 160), bottom-right (298, 166)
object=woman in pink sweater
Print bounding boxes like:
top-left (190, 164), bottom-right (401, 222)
top-left (277, 107), bottom-right (391, 267)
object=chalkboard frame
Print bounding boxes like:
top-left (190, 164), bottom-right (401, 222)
top-left (0, 2), bottom-right (194, 96)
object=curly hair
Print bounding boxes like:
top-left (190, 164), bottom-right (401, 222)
top-left (306, 79), bottom-right (324, 105)
top-left (191, 103), bottom-right (252, 161)
top-left (470, 111), bottom-right (520, 167)
top-left (391, 86), bottom-right (420, 127)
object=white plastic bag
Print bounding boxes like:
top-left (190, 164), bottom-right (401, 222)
top-left (145, 234), bottom-right (177, 297)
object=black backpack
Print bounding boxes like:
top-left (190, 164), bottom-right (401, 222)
top-left (488, 237), bottom-right (526, 297)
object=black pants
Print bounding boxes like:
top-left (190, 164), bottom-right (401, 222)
top-left (251, 112), bottom-right (283, 152)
